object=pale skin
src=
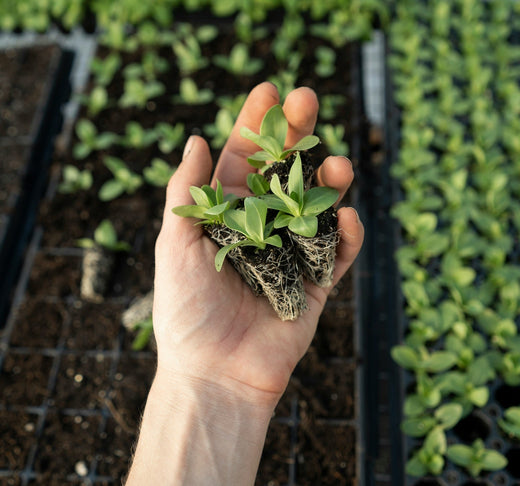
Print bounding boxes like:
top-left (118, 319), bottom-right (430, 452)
top-left (124, 82), bottom-right (364, 486)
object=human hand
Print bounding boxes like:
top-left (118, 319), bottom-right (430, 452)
top-left (153, 82), bottom-right (364, 411)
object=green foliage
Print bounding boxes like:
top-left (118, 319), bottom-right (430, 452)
top-left (314, 46), bottom-right (336, 77)
top-left (119, 78), bottom-right (165, 109)
top-left (73, 119), bottom-right (118, 160)
top-left (446, 439), bottom-right (507, 477)
top-left (173, 78), bottom-right (214, 105)
top-left (212, 43), bottom-right (264, 75)
top-left (143, 158), bottom-right (176, 187)
top-left (316, 123), bottom-right (349, 155)
top-left (156, 122), bottom-right (185, 154)
top-left (90, 53), bottom-right (122, 87)
top-left (215, 197), bottom-right (283, 272)
top-left (171, 181), bottom-right (237, 225)
top-left (204, 108), bottom-right (235, 149)
top-left (499, 407), bottom-right (520, 439)
top-left (80, 85), bottom-right (110, 117)
top-left (58, 165), bottom-right (93, 194)
top-left (240, 104), bottom-right (319, 168)
top-left (77, 219), bottom-right (131, 252)
top-left (131, 317), bottom-right (153, 350)
top-left (264, 153), bottom-right (338, 237)
top-left (99, 156), bottom-right (143, 201)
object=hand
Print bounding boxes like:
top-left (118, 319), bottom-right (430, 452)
top-left (153, 82), bottom-right (364, 410)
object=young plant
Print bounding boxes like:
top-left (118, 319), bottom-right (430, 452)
top-left (99, 156), bottom-right (143, 201)
top-left (120, 121), bottom-right (157, 149)
top-left (171, 180), bottom-right (236, 225)
top-left (90, 53), bottom-right (122, 87)
top-left (499, 406), bottom-right (520, 439)
top-left (264, 153), bottom-right (338, 238)
top-left (446, 439), bottom-right (507, 477)
top-left (155, 122), bottom-right (185, 154)
top-left (123, 50), bottom-right (168, 82)
top-left (240, 104), bottom-right (319, 169)
top-left (214, 197), bottom-right (283, 272)
top-left (119, 78), bottom-right (165, 109)
top-left (212, 43), bottom-right (264, 76)
top-left (401, 403), bottom-right (463, 438)
top-left (73, 119), bottom-right (118, 160)
top-left (77, 219), bottom-right (131, 252)
top-left (131, 317), bottom-right (153, 351)
top-left (58, 165), bottom-right (93, 194)
top-left (317, 123), bottom-right (349, 155)
top-left (204, 108), bottom-right (235, 149)
top-left (143, 158), bottom-right (176, 187)
top-left (171, 31), bottom-right (209, 75)
top-left (80, 85), bottom-right (110, 117)
top-left (315, 46), bottom-right (336, 77)
top-left (406, 426), bottom-right (447, 476)
top-left (173, 77), bottom-right (214, 105)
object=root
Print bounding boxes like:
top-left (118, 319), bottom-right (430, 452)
top-left (290, 230), bottom-right (340, 287)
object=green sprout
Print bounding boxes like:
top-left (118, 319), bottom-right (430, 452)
top-left (499, 406), bottom-right (520, 439)
top-left (58, 165), bottom-right (93, 194)
top-left (171, 180), bottom-right (237, 225)
top-left (73, 119), bottom-right (118, 160)
top-left (263, 153), bottom-right (338, 238)
top-left (77, 219), bottom-right (131, 252)
top-left (173, 78), bottom-right (214, 105)
top-left (212, 43), bottom-right (264, 76)
top-left (446, 439), bottom-right (507, 477)
top-left (143, 158), bottom-right (176, 187)
top-left (99, 156), bottom-right (143, 201)
top-left (240, 104), bottom-right (319, 169)
top-left (214, 198), bottom-right (283, 272)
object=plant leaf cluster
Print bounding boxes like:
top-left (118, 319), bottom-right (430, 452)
top-left (390, 0), bottom-right (519, 479)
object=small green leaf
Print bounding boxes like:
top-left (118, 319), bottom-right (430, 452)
top-left (481, 450), bottom-right (508, 472)
top-left (288, 134), bottom-right (320, 152)
top-left (215, 242), bottom-right (243, 272)
top-left (189, 186), bottom-right (212, 207)
top-left (244, 198), bottom-right (267, 243)
top-left (99, 179), bottom-right (125, 201)
top-left (203, 202), bottom-right (229, 217)
top-left (391, 345), bottom-right (420, 369)
top-left (434, 403), bottom-right (463, 430)
top-left (260, 105), bottom-right (287, 150)
top-left (94, 219), bottom-right (118, 248)
top-left (288, 215), bottom-right (318, 237)
top-left (247, 173), bottom-right (269, 196)
top-left (223, 209), bottom-right (247, 234)
top-left (303, 187), bottom-right (338, 215)
top-left (171, 205), bottom-right (207, 219)
top-left (446, 444), bottom-right (473, 467)
top-left (288, 153), bottom-right (304, 205)
top-left (424, 351), bottom-right (457, 372)
top-left (401, 416), bottom-right (437, 437)
top-left (274, 212), bottom-right (293, 229)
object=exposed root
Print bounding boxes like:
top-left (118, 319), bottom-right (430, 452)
top-left (81, 247), bottom-right (114, 302)
top-left (290, 229), bottom-right (340, 288)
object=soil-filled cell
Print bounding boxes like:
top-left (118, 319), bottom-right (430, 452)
top-left (506, 447), bottom-right (520, 478)
top-left (316, 304), bottom-right (355, 358)
top-left (256, 422), bottom-right (291, 486)
top-left (294, 351), bottom-right (356, 419)
top-left (64, 301), bottom-right (124, 350)
top-left (27, 252), bottom-right (81, 299)
top-left (452, 411), bottom-right (492, 443)
top-left (52, 354), bottom-right (113, 410)
top-left (33, 413), bottom-right (101, 477)
top-left (110, 355), bottom-right (155, 429)
top-left (0, 353), bottom-right (53, 406)
top-left (9, 298), bottom-right (67, 348)
top-left (96, 418), bottom-right (136, 479)
top-left (327, 272), bottom-right (354, 303)
top-left (0, 477), bottom-right (22, 486)
top-left (296, 423), bottom-right (357, 485)
top-left (0, 411), bottom-right (38, 469)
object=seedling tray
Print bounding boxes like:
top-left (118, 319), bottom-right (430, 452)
top-left (0, 45), bottom-right (73, 327)
top-left (0, 24), bottom-right (369, 485)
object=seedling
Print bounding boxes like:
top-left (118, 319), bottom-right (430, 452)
top-left (401, 403), bottom-right (463, 438)
top-left (240, 104), bottom-right (319, 169)
top-left (123, 50), bottom-right (168, 82)
top-left (214, 198), bottom-right (283, 272)
top-left (317, 123), bottom-right (349, 155)
top-left (173, 77), bottom-right (214, 105)
top-left (131, 317), bottom-right (153, 351)
top-left (156, 122), bottom-right (185, 153)
top-left (58, 165), bottom-right (93, 194)
top-left (171, 31), bottom-right (209, 75)
top-left (172, 180), bottom-right (237, 225)
top-left (120, 121), bottom-right (157, 149)
top-left (143, 158), bottom-right (176, 187)
top-left (315, 46), bottom-right (336, 77)
top-left (406, 426), bottom-right (447, 476)
top-left (212, 43), bottom-right (264, 76)
top-left (99, 156), bottom-right (143, 201)
top-left (264, 153), bottom-right (338, 237)
top-left (73, 119), bottom-right (118, 160)
top-left (499, 407), bottom-right (520, 439)
top-left (77, 219), bottom-right (131, 252)
top-left (90, 53), bottom-right (122, 86)
top-left (204, 108), bottom-right (235, 148)
top-left (119, 78), bottom-right (165, 109)
top-left (80, 85), bottom-right (110, 117)
top-left (446, 439), bottom-right (507, 477)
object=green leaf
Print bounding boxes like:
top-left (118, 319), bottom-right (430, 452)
top-left (424, 351), bottom-right (457, 373)
top-left (189, 186), bottom-right (212, 207)
top-left (288, 215), bottom-right (318, 237)
top-left (260, 105), bottom-right (287, 150)
top-left (303, 187), bottom-right (339, 215)
top-left (468, 386), bottom-right (489, 407)
top-left (288, 134), bottom-right (320, 152)
top-left (401, 416), bottom-right (437, 437)
top-left (424, 427), bottom-right (447, 455)
top-left (270, 175), bottom-right (300, 215)
top-left (215, 241), bottom-right (244, 272)
top-left (103, 156), bottom-right (127, 176)
top-left (171, 205), bottom-right (206, 219)
top-left (434, 403), bottom-right (463, 430)
top-left (244, 198), bottom-right (267, 242)
top-left (203, 202), bottom-right (229, 217)
top-left (247, 173), bottom-right (269, 196)
top-left (94, 220), bottom-right (118, 248)
top-left (99, 180), bottom-right (125, 201)
top-left (446, 444), bottom-right (473, 467)
top-left (264, 234), bottom-right (283, 247)
top-left (391, 345), bottom-right (420, 369)
top-left (288, 152), bottom-right (304, 205)
top-left (216, 180), bottom-right (224, 204)
top-left (240, 128), bottom-right (281, 160)
top-left (406, 454), bottom-right (428, 477)
top-left (247, 150), bottom-right (272, 168)
top-left (481, 450), bottom-right (508, 472)
top-left (274, 212), bottom-right (293, 229)
top-left (223, 209), bottom-right (247, 234)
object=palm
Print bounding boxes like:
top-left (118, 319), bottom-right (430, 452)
top-left (153, 83), bottom-right (363, 406)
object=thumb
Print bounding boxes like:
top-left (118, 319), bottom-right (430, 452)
top-left (165, 135), bottom-right (213, 210)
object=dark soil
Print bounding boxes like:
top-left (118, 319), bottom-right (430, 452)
top-left (0, 24), bottom-right (363, 485)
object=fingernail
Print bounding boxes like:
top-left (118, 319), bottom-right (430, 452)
top-left (183, 136), bottom-right (195, 160)
top-left (352, 208), bottom-right (360, 223)
top-left (341, 156), bottom-right (352, 166)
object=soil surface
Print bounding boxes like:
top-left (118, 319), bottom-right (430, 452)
top-left (0, 25), bottom-right (364, 485)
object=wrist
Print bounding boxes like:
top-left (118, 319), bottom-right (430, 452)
top-left (126, 366), bottom-right (275, 486)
